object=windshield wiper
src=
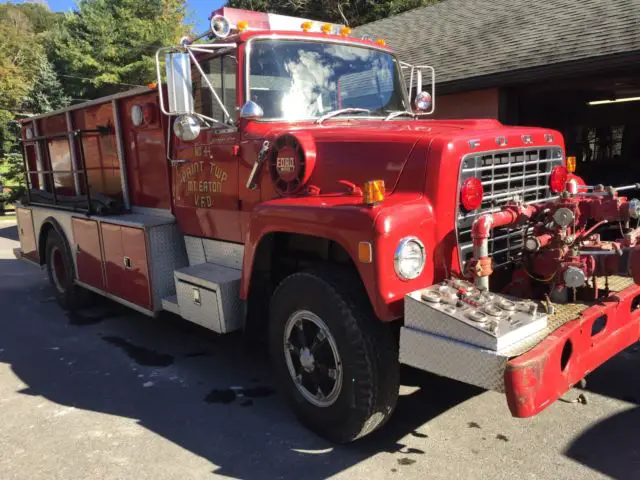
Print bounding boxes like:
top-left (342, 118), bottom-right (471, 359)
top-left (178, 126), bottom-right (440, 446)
top-left (316, 108), bottom-right (372, 124)
top-left (384, 110), bottom-right (416, 121)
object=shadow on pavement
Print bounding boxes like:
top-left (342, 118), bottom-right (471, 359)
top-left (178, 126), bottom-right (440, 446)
top-left (0, 222), bottom-right (18, 242)
top-left (565, 407), bottom-right (640, 480)
top-left (0, 256), bottom-right (481, 478)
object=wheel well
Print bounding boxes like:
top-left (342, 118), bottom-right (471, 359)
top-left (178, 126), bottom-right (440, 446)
top-left (245, 232), bottom-right (364, 335)
top-left (37, 218), bottom-right (69, 267)
top-left (38, 222), bottom-right (55, 265)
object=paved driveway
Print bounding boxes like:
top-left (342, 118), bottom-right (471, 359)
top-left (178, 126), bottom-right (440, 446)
top-left (1, 219), bottom-right (639, 479)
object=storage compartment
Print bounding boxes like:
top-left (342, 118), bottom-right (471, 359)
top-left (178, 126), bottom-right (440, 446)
top-left (176, 281), bottom-right (222, 331)
top-left (173, 263), bottom-right (243, 333)
top-left (101, 222), bottom-right (150, 308)
top-left (16, 207), bottom-right (37, 261)
top-left (72, 218), bottom-right (104, 290)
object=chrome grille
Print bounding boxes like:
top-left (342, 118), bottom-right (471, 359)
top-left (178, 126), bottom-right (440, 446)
top-left (457, 147), bottom-right (563, 270)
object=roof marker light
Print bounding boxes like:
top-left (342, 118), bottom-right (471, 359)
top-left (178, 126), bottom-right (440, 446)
top-left (376, 38), bottom-right (386, 46)
top-left (321, 23), bottom-right (332, 34)
top-left (301, 21), bottom-right (313, 32)
top-left (237, 20), bottom-right (249, 32)
top-left (340, 26), bottom-right (352, 36)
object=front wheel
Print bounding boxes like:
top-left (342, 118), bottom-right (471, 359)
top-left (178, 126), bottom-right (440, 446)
top-left (269, 268), bottom-right (399, 443)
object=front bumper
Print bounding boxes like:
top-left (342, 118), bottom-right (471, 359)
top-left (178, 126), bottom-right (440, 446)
top-left (400, 282), bottom-right (640, 417)
top-left (505, 282), bottom-right (640, 417)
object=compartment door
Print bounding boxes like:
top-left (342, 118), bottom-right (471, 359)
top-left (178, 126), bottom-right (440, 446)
top-left (72, 218), bottom-right (104, 290)
top-left (101, 223), bottom-right (126, 299)
top-left (16, 208), bottom-right (37, 261)
top-left (120, 226), bottom-right (150, 309)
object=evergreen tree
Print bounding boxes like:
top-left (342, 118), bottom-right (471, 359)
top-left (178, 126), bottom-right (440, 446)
top-left (52, 0), bottom-right (190, 99)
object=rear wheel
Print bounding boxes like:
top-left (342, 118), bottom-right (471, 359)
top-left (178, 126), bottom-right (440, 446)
top-left (45, 230), bottom-right (87, 311)
top-left (269, 267), bottom-right (399, 443)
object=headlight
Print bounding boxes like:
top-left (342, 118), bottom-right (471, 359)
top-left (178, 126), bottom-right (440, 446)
top-left (394, 237), bottom-right (425, 280)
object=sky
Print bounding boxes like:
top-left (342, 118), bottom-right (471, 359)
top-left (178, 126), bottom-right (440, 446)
top-left (7, 0), bottom-right (226, 31)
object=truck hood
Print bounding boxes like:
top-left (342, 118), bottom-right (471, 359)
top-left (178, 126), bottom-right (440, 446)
top-left (264, 119), bottom-right (501, 195)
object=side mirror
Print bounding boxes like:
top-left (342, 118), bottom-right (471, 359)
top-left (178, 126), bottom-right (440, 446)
top-left (414, 91), bottom-right (433, 113)
top-left (165, 52), bottom-right (194, 115)
top-left (240, 101), bottom-right (264, 120)
top-left (173, 114), bottom-right (201, 142)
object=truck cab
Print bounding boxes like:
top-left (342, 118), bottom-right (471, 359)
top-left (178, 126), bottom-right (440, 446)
top-left (14, 7), bottom-right (640, 444)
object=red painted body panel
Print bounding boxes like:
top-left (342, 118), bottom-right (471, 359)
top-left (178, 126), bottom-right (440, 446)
top-left (16, 208), bottom-right (37, 262)
top-left (505, 283), bottom-right (640, 417)
top-left (72, 103), bottom-right (122, 200)
top-left (72, 218), bottom-right (105, 290)
top-left (172, 129), bottom-right (242, 241)
top-left (119, 94), bottom-right (172, 209)
top-left (101, 223), bottom-right (150, 308)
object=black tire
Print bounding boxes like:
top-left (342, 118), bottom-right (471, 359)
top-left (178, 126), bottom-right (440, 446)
top-left (45, 229), bottom-right (87, 311)
top-left (269, 267), bottom-right (399, 443)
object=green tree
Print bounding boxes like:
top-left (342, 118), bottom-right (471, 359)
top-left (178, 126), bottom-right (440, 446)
top-left (0, 4), bottom-right (68, 205)
top-left (52, 0), bottom-right (190, 99)
top-left (225, 0), bottom-right (439, 27)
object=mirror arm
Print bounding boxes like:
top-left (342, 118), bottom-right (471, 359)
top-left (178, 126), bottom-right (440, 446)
top-left (186, 47), bottom-right (233, 124)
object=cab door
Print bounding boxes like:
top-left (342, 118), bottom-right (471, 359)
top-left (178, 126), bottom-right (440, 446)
top-left (172, 53), bottom-right (242, 243)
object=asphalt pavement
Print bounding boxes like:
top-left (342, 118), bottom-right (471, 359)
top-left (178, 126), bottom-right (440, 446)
top-left (1, 218), bottom-right (640, 479)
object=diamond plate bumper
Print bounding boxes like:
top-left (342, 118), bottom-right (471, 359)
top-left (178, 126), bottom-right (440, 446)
top-left (505, 282), bottom-right (640, 417)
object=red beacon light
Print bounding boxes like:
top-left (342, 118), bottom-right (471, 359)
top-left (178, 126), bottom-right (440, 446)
top-left (549, 166), bottom-right (568, 193)
top-left (461, 177), bottom-right (484, 211)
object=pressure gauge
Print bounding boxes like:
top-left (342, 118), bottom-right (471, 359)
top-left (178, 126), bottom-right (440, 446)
top-left (131, 104), bottom-right (144, 127)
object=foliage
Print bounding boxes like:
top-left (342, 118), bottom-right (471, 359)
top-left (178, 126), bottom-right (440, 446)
top-left (0, 3), bottom-right (67, 202)
top-left (52, 0), bottom-right (190, 99)
top-left (225, 0), bottom-right (439, 27)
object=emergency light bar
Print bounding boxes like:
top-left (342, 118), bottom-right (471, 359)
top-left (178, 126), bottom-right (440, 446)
top-left (210, 7), bottom-right (345, 35)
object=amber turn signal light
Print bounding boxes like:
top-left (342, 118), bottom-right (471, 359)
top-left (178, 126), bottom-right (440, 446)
top-left (566, 156), bottom-right (576, 173)
top-left (363, 180), bottom-right (385, 205)
top-left (358, 242), bottom-right (373, 263)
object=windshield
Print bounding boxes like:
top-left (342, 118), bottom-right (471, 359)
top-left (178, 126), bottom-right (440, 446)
top-left (248, 39), bottom-right (408, 120)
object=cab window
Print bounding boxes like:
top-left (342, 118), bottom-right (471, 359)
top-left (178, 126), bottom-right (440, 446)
top-left (193, 54), bottom-right (237, 124)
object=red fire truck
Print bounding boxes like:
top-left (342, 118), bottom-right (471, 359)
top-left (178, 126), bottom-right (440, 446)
top-left (13, 7), bottom-right (640, 443)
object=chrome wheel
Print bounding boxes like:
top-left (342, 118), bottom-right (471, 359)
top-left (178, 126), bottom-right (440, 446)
top-left (283, 310), bottom-right (343, 407)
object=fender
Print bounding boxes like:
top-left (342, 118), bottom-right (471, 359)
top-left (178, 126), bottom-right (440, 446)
top-left (241, 193), bottom-right (436, 321)
top-left (38, 216), bottom-right (75, 274)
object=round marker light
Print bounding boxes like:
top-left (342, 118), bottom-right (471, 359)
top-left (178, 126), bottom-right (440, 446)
top-left (460, 177), bottom-right (484, 211)
top-left (301, 21), bottom-right (313, 32)
top-left (340, 26), bottom-right (352, 36)
top-left (376, 38), bottom-right (386, 46)
top-left (321, 23), bottom-right (332, 34)
top-left (395, 237), bottom-right (426, 280)
top-left (549, 166), bottom-right (568, 193)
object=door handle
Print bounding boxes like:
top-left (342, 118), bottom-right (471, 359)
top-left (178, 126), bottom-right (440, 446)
top-left (170, 159), bottom-right (188, 166)
top-left (123, 256), bottom-right (132, 269)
